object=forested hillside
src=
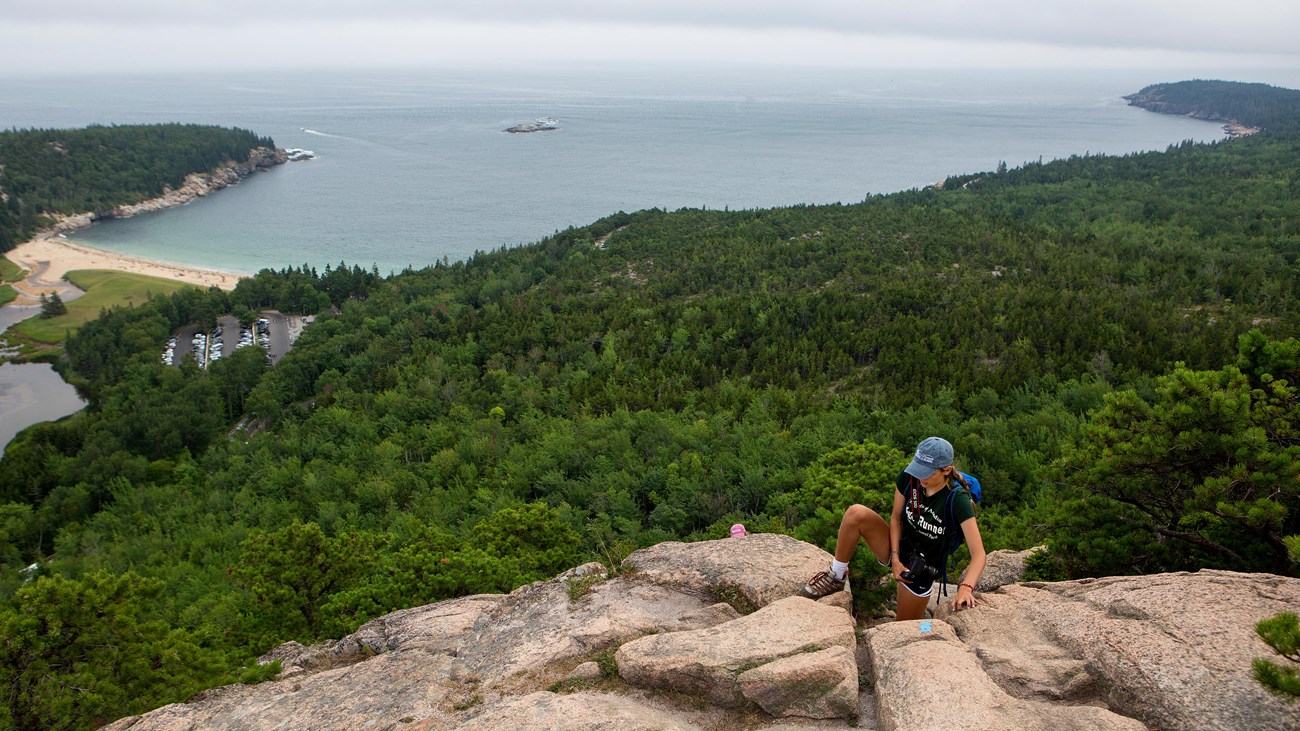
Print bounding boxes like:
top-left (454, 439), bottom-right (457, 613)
top-left (1, 91), bottom-right (1299, 730)
top-left (0, 123), bottom-right (275, 251)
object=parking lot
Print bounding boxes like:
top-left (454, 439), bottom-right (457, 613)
top-left (163, 311), bottom-right (310, 369)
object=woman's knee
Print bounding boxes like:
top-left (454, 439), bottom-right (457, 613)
top-left (842, 503), bottom-right (882, 528)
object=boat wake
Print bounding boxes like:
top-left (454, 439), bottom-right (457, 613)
top-left (299, 128), bottom-right (401, 155)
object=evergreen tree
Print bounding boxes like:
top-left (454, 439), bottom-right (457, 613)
top-left (37, 292), bottom-right (68, 319)
top-left (0, 572), bottom-right (223, 731)
top-left (1049, 332), bottom-right (1300, 576)
top-left (1253, 612), bottom-right (1300, 698)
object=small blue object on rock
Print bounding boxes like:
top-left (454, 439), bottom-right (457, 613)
top-left (919, 620), bottom-right (932, 634)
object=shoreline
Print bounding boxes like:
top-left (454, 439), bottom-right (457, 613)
top-left (1, 147), bottom-right (287, 305)
top-left (7, 236), bottom-right (245, 301)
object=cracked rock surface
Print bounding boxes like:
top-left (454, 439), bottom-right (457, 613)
top-left (104, 537), bottom-right (1297, 731)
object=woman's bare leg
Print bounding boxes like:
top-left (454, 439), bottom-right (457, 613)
top-left (835, 504), bottom-right (891, 564)
top-left (895, 583), bottom-right (931, 621)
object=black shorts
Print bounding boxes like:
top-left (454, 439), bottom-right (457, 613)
top-left (899, 573), bottom-right (936, 598)
top-left (897, 539), bottom-right (937, 598)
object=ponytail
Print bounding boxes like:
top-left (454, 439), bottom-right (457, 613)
top-left (949, 466), bottom-right (977, 514)
top-left (949, 465), bottom-right (969, 490)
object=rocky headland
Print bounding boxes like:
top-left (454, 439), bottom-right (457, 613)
top-left (101, 534), bottom-right (1299, 731)
top-left (1123, 89), bottom-right (1261, 138)
top-left (34, 146), bottom-right (289, 240)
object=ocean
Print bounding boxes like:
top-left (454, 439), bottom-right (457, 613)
top-left (0, 66), bottom-right (1293, 275)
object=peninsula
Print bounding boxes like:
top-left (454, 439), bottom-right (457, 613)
top-left (0, 124), bottom-right (284, 254)
top-left (1123, 79), bottom-right (1300, 136)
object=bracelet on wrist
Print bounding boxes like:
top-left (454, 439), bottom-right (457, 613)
top-left (959, 582), bottom-right (975, 591)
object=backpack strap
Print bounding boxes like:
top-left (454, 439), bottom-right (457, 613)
top-left (938, 488), bottom-right (960, 598)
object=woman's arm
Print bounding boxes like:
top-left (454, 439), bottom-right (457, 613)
top-left (952, 517), bottom-right (986, 610)
top-left (890, 489), bottom-right (908, 583)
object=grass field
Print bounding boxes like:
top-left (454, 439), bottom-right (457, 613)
top-left (0, 285), bottom-right (16, 307)
top-left (0, 255), bottom-right (25, 283)
top-left (13, 269), bottom-right (197, 344)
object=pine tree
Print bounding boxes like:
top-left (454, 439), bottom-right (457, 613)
top-left (1253, 612), bottom-right (1300, 698)
top-left (39, 291), bottom-right (66, 318)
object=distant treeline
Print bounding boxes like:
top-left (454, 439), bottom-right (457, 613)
top-left (1125, 79), bottom-right (1300, 133)
top-left (0, 123), bottom-right (275, 251)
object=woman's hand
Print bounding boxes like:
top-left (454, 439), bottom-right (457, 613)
top-left (951, 583), bottom-right (976, 611)
top-left (892, 557), bottom-right (910, 584)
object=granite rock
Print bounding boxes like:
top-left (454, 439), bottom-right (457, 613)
top-left (615, 596), bottom-right (856, 715)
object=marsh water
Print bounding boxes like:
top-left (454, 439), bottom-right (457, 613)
top-left (0, 363), bottom-right (84, 454)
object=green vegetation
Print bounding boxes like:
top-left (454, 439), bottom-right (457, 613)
top-left (0, 572), bottom-right (223, 731)
top-left (0, 124), bottom-right (274, 252)
top-left (567, 572), bottom-right (607, 602)
top-left (1253, 612), bottom-right (1300, 699)
top-left (0, 255), bottom-right (24, 282)
top-left (1, 85), bottom-right (1299, 729)
top-left (13, 270), bottom-right (197, 345)
top-left (778, 439), bottom-right (903, 613)
top-left (0, 256), bottom-right (22, 306)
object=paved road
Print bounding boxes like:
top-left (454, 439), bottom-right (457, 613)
top-left (175, 325), bottom-right (203, 367)
top-left (217, 315), bottom-right (241, 361)
top-left (261, 311), bottom-right (291, 364)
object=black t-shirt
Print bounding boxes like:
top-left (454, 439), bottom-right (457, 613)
top-left (895, 469), bottom-right (976, 565)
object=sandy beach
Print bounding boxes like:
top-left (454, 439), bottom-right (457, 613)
top-left (6, 235), bottom-right (244, 304)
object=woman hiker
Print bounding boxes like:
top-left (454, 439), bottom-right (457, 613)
top-left (799, 436), bottom-right (987, 620)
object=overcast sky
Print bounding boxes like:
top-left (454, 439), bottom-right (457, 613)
top-left (3, 0), bottom-right (1298, 76)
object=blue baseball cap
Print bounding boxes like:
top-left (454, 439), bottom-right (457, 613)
top-left (904, 437), bottom-right (954, 480)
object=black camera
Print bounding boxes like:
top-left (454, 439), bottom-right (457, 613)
top-left (901, 552), bottom-right (940, 584)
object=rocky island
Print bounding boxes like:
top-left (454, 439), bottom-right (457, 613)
top-left (505, 117), bottom-right (560, 134)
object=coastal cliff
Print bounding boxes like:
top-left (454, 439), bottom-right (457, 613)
top-left (1124, 87), bottom-right (1260, 138)
top-left (38, 146), bottom-right (288, 239)
top-left (1123, 88), bottom-right (1235, 122)
top-left (0, 123), bottom-right (279, 252)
